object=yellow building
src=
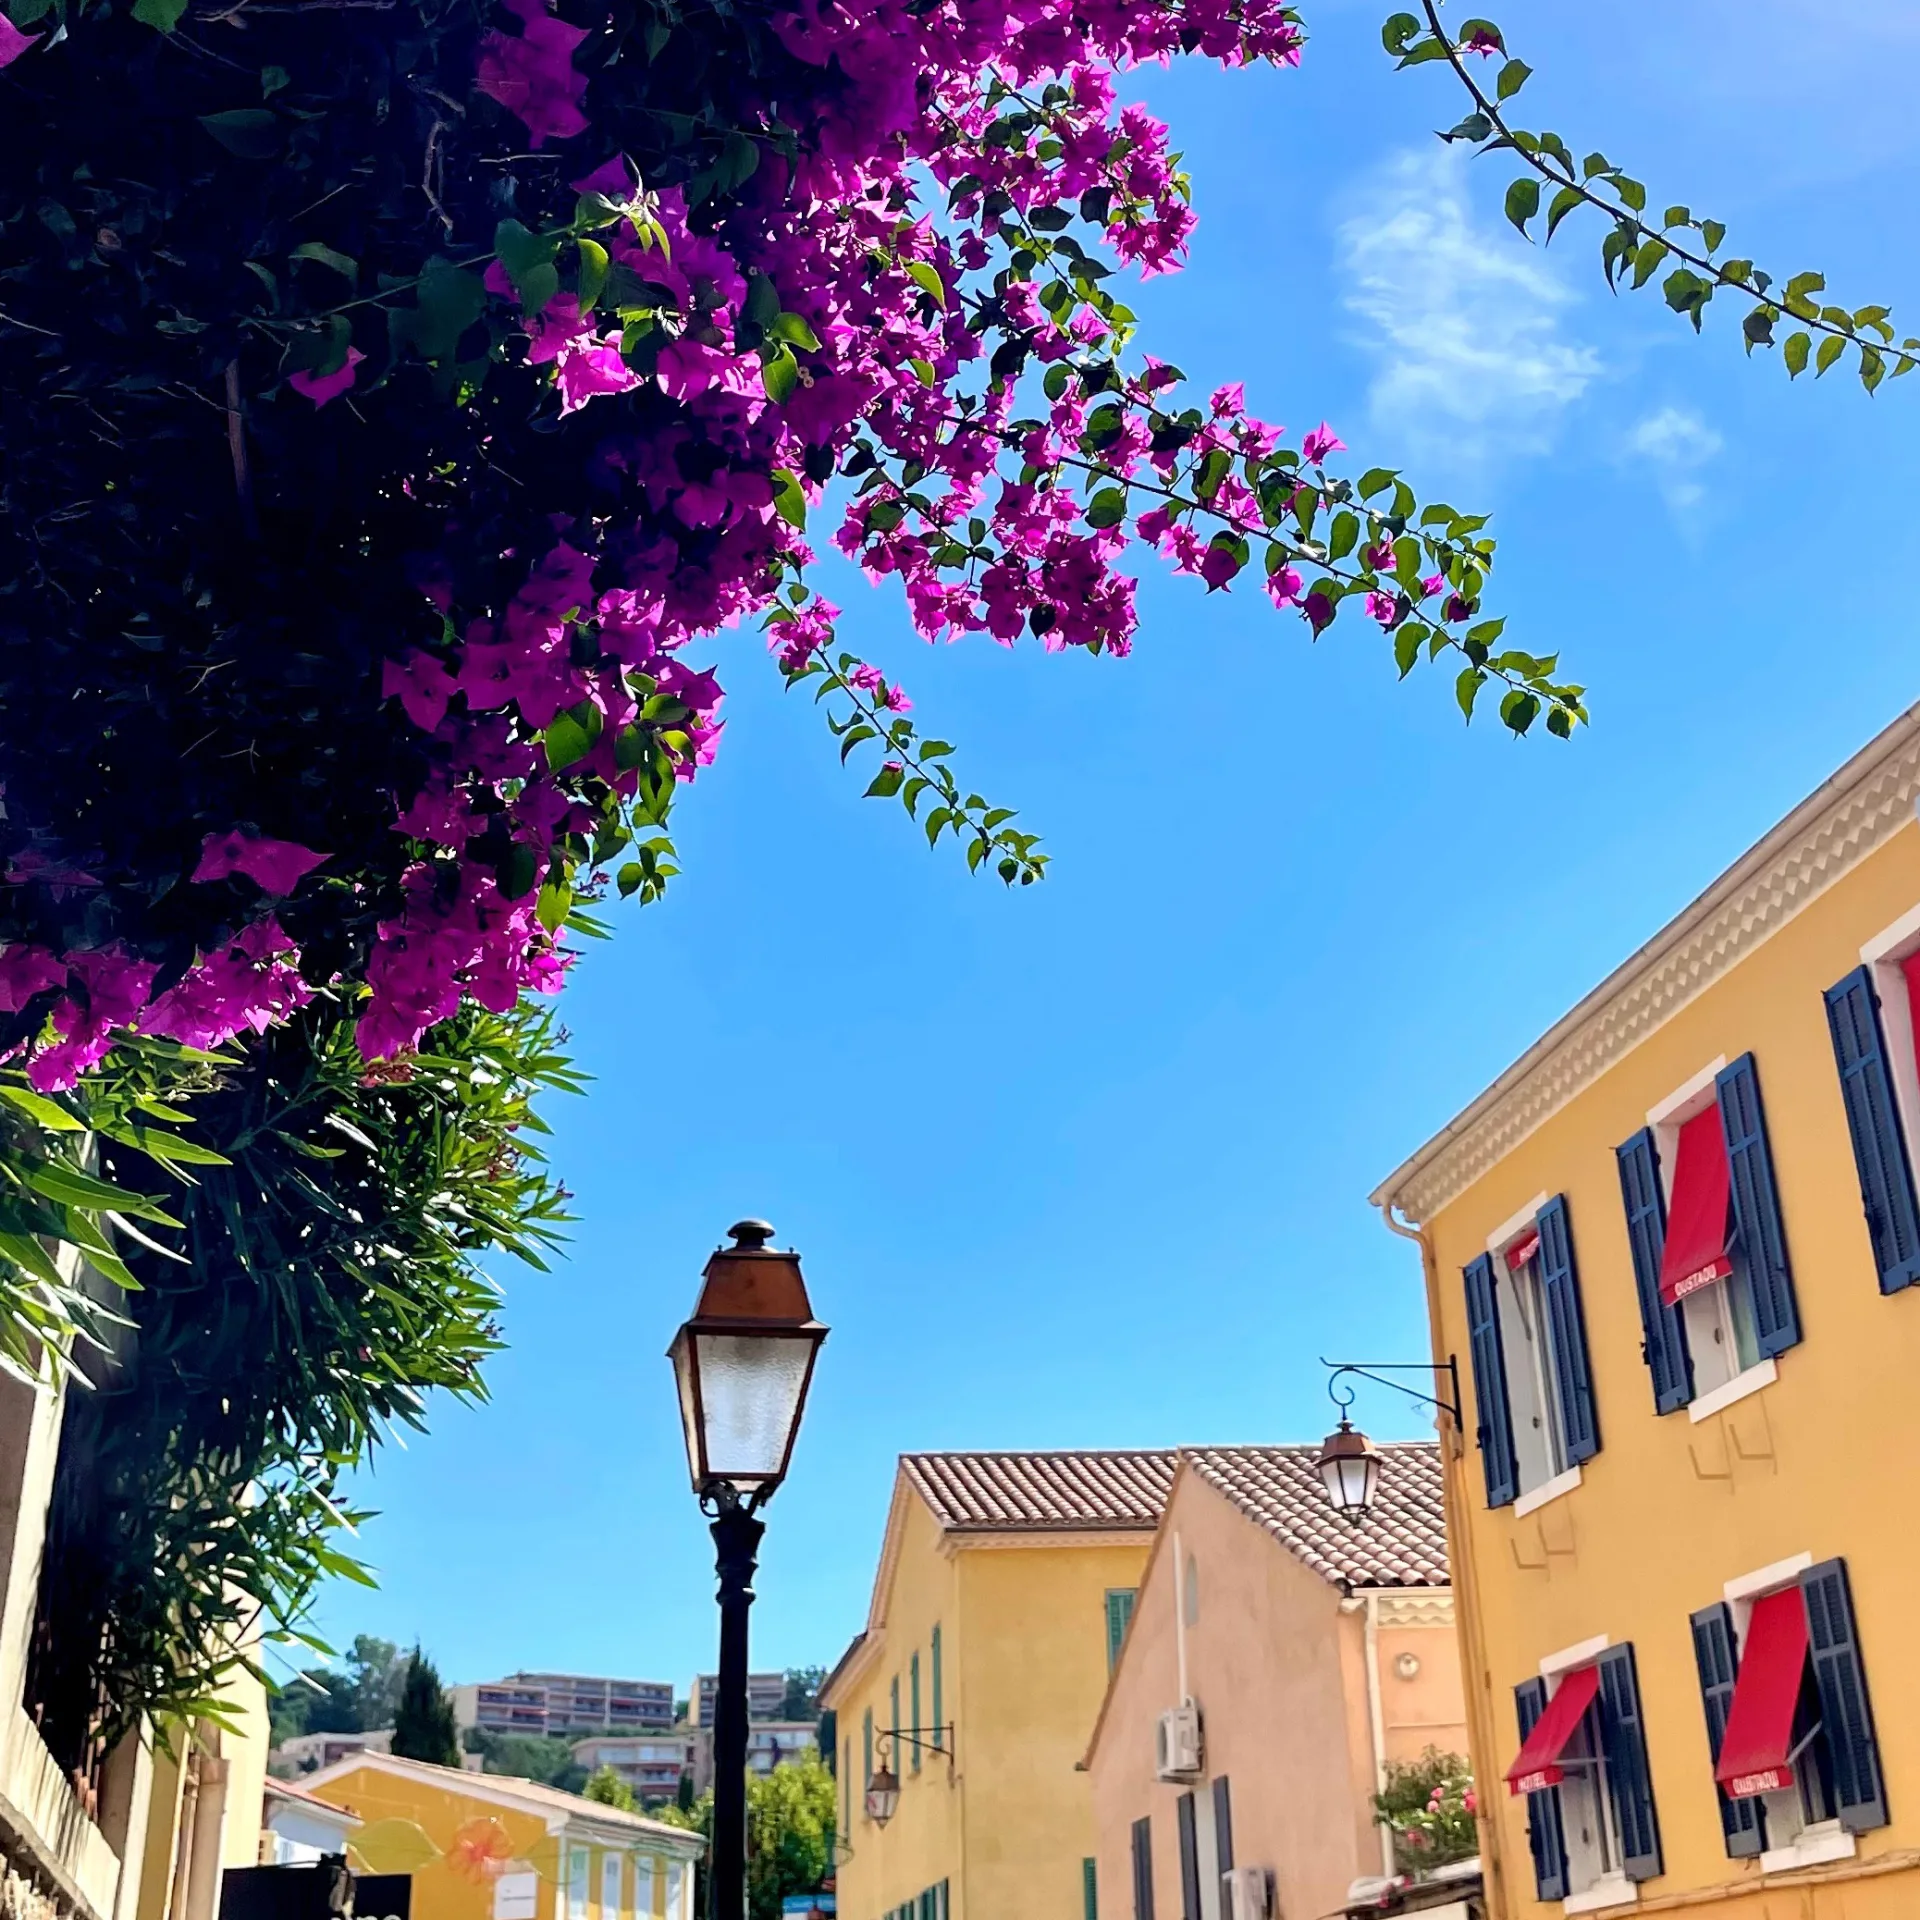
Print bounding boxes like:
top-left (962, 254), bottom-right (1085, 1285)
top-left (819, 1450), bottom-right (1175, 1920)
top-left (304, 1751), bottom-right (703, 1920)
top-left (1372, 704), bottom-right (1920, 1919)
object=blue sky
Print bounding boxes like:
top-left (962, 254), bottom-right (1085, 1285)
top-left (312, 1), bottom-right (1920, 1696)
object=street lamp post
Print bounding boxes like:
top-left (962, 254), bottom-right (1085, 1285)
top-left (669, 1220), bottom-right (828, 1920)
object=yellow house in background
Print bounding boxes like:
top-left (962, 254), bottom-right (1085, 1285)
top-left (1373, 703), bottom-right (1920, 1919)
top-left (820, 1450), bottom-right (1175, 1920)
top-left (304, 1751), bottom-right (702, 1920)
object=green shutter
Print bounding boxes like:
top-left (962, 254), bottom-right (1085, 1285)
top-left (1083, 1859), bottom-right (1098, 1920)
top-left (1105, 1589), bottom-right (1137, 1670)
top-left (910, 1652), bottom-right (922, 1772)
top-left (931, 1624), bottom-right (943, 1751)
top-left (862, 1708), bottom-right (873, 1820)
top-left (891, 1675), bottom-right (901, 1776)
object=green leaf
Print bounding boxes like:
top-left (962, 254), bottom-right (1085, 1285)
top-left (1783, 330), bottom-right (1811, 377)
top-left (494, 218), bottom-right (561, 315)
top-left (771, 470), bottom-right (808, 531)
top-left (1815, 334), bottom-right (1846, 376)
top-left (290, 242), bottom-right (357, 286)
top-left (198, 110), bottom-right (283, 160)
top-left (904, 260), bottom-right (947, 308)
top-left (1499, 689), bottom-right (1540, 734)
top-left (575, 238), bottom-right (610, 311)
top-left (544, 711), bottom-right (595, 771)
top-left (391, 257), bottom-right (487, 363)
top-left (1328, 511), bottom-right (1359, 563)
top-left (130, 0), bottom-right (189, 31)
top-left (1455, 667), bottom-right (1486, 722)
top-left (1357, 468), bottom-right (1396, 500)
top-left (27, 1163), bottom-right (179, 1225)
top-left (536, 881), bottom-right (572, 934)
top-left (907, 357), bottom-right (937, 388)
top-left (101, 1123), bottom-right (231, 1168)
top-left (1084, 487), bottom-right (1127, 529)
top-left (767, 312), bottom-right (822, 351)
top-left (1860, 346), bottom-right (1887, 395)
top-left (762, 345), bottom-right (799, 404)
top-left (1495, 58), bottom-right (1531, 99)
top-left (0, 1087), bottom-right (85, 1132)
top-left (1614, 176), bottom-right (1647, 214)
top-left (1504, 177), bottom-right (1540, 237)
top-left (1380, 11), bottom-right (1421, 52)
top-left (1630, 237), bottom-right (1669, 290)
top-left (1545, 186), bottom-right (1583, 242)
top-left (864, 762), bottom-right (906, 799)
top-left (0, 1231), bottom-right (63, 1290)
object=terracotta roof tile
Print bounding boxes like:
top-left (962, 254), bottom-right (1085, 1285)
top-left (1182, 1443), bottom-right (1447, 1588)
top-left (902, 1449), bottom-right (1177, 1531)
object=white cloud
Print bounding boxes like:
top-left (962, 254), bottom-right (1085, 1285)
top-left (1623, 404), bottom-right (1724, 517)
top-left (1337, 148), bottom-right (1600, 469)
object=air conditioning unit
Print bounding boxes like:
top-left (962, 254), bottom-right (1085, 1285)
top-left (1221, 1867), bottom-right (1271, 1920)
top-left (1153, 1702), bottom-right (1203, 1781)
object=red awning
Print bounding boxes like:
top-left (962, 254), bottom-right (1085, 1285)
top-left (1716, 1589), bottom-right (1810, 1799)
top-left (1506, 1230), bottom-right (1541, 1271)
top-left (1506, 1665), bottom-right (1599, 1796)
top-left (1659, 1105), bottom-right (1734, 1305)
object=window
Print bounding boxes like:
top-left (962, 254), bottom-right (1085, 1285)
top-left (1689, 1557), bottom-right (1887, 1868)
top-left (1619, 1056), bottom-right (1799, 1417)
top-left (1463, 1193), bottom-right (1598, 1509)
top-left (1175, 1792), bottom-right (1201, 1920)
top-left (666, 1865), bottom-right (686, 1920)
top-left (601, 1855), bottom-right (623, 1919)
top-left (1083, 1858), bottom-right (1098, 1920)
top-left (910, 1651), bottom-right (922, 1773)
top-left (1105, 1589), bottom-right (1137, 1670)
top-left (1509, 1646), bottom-right (1661, 1906)
top-left (634, 1862), bottom-right (655, 1919)
top-left (1130, 1816), bottom-right (1155, 1920)
top-left (1826, 954), bottom-right (1920, 1292)
top-left (931, 1624), bottom-right (943, 1752)
top-left (569, 1849), bottom-right (592, 1920)
top-left (1211, 1779), bottom-right (1233, 1874)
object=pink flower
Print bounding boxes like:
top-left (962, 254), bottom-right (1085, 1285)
top-left (1364, 590), bottom-right (1403, 629)
top-left (1301, 422), bottom-right (1345, 465)
top-left (382, 650), bottom-right (460, 732)
top-left (1463, 25), bottom-right (1502, 54)
top-left (289, 348), bottom-right (366, 408)
top-left (192, 830), bottom-right (330, 894)
top-left (476, 0), bottom-right (590, 147)
top-left (0, 12), bottom-right (38, 67)
top-left (0, 945), bottom-right (65, 1014)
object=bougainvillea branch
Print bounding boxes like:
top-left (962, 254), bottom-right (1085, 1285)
top-left (1387, 7), bottom-right (1919, 391)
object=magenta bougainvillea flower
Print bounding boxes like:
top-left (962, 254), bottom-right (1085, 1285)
top-left (192, 831), bottom-right (330, 894)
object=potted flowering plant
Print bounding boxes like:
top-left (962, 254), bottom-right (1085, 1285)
top-left (1372, 1749), bottom-right (1478, 1876)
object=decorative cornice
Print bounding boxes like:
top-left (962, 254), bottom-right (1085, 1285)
top-left (1373, 1591), bottom-right (1455, 1629)
top-left (1373, 702), bottom-right (1920, 1225)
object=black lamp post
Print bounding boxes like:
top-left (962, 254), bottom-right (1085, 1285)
top-left (669, 1221), bottom-right (827, 1920)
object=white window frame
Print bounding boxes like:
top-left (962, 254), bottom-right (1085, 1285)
top-left (1718, 1553), bottom-right (1855, 1874)
top-left (1860, 905), bottom-right (1920, 1182)
top-left (1645, 1061), bottom-right (1774, 1413)
top-left (1485, 1194), bottom-right (1578, 1501)
top-left (1533, 1639), bottom-right (1633, 1913)
top-left (568, 1850), bottom-right (592, 1920)
top-left (602, 1854), bottom-right (624, 1919)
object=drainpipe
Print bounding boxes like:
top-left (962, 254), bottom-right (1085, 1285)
top-left (166, 1751), bottom-right (202, 1920)
top-left (1377, 1201), bottom-right (1507, 1919)
top-left (183, 1751), bottom-right (230, 1920)
top-left (1363, 1592), bottom-right (1392, 1877)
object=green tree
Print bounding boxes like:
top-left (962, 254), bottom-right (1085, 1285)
top-left (675, 1772), bottom-right (696, 1815)
top-left (584, 1766), bottom-right (637, 1812)
top-left (746, 1759), bottom-right (837, 1920)
top-left (778, 1669), bottom-right (826, 1722)
top-left (391, 1648), bottom-right (461, 1767)
top-left (653, 1792), bottom-right (712, 1920)
top-left (475, 1732), bottom-right (590, 1795)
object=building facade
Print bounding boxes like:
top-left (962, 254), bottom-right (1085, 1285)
top-left (570, 1735), bottom-right (694, 1804)
top-left (691, 1675), bottom-right (788, 1730)
top-left (1085, 1446), bottom-right (1464, 1920)
top-left (304, 1750), bottom-right (702, 1920)
top-left (1373, 705), bottom-right (1920, 1920)
top-left (453, 1677), bottom-right (676, 1742)
top-left (684, 1722), bottom-right (821, 1797)
top-left (820, 1450), bottom-right (1176, 1920)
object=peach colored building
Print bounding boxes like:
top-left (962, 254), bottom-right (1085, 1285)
top-left (1084, 1445), bottom-right (1465, 1920)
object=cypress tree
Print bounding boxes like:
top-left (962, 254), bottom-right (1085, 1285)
top-left (391, 1646), bottom-right (461, 1767)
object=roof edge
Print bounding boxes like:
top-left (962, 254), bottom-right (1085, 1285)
top-left (1372, 698), bottom-right (1920, 1224)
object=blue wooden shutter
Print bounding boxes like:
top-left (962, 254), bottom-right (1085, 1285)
top-left (1716, 1054), bottom-right (1801, 1356)
top-left (1464, 1254), bottom-right (1517, 1507)
top-left (1595, 1645), bottom-right (1662, 1881)
top-left (1535, 1195), bottom-right (1600, 1463)
top-left (1825, 967), bottom-right (1920, 1293)
top-left (1688, 1602), bottom-right (1765, 1858)
top-left (1211, 1778), bottom-right (1233, 1873)
top-left (1514, 1679), bottom-right (1567, 1902)
top-left (1175, 1793), bottom-right (1201, 1920)
top-left (1801, 1558), bottom-right (1889, 1831)
top-left (1130, 1817), bottom-right (1155, 1920)
top-left (1616, 1129), bottom-right (1694, 1413)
